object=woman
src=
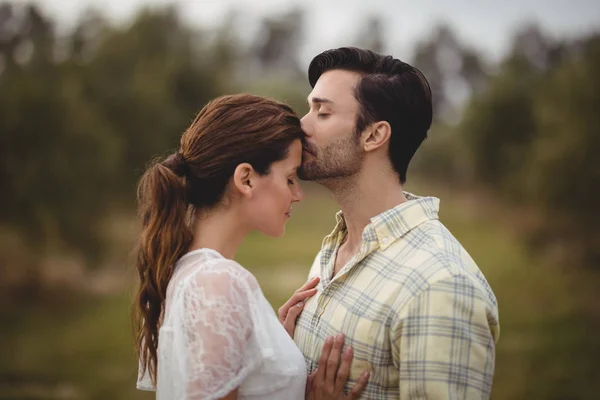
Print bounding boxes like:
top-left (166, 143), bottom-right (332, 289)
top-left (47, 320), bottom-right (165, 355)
top-left (133, 94), bottom-right (368, 399)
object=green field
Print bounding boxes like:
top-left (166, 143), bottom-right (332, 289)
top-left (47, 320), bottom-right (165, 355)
top-left (1, 182), bottom-right (598, 400)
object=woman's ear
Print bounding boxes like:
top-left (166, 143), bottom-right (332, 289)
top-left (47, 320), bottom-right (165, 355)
top-left (232, 163), bottom-right (255, 197)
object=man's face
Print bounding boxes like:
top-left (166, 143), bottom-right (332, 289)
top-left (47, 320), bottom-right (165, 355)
top-left (299, 69), bottom-right (364, 182)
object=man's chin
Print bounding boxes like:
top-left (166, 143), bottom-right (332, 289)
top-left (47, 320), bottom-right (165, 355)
top-left (298, 164), bottom-right (318, 181)
top-left (297, 171), bottom-right (313, 181)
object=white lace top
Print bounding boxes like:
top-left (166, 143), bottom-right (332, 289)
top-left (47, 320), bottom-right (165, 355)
top-left (137, 248), bottom-right (307, 400)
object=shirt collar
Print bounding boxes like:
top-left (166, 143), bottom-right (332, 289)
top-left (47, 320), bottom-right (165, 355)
top-left (330, 192), bottom-right (440, 251)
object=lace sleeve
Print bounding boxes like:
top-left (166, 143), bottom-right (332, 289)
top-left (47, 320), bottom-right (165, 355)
top-left (157, 261), bottom-right (264, 399)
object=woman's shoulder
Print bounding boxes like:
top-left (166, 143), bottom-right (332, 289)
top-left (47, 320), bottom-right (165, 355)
top-left (175, 249), bottom-right (260, 294)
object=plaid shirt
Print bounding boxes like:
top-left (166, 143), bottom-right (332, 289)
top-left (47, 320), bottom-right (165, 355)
top-left (294, 192), bottom-right (500, 399)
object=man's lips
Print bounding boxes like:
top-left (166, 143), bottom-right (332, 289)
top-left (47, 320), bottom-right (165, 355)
top-left (302, 141), bottom-right (316, 156)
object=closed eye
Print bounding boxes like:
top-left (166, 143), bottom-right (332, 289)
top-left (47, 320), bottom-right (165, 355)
top-left (317, 113), bottom-right (330, 119)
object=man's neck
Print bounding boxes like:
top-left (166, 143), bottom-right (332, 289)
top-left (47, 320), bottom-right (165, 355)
top-left (327, 171), bottom-right (407, 254)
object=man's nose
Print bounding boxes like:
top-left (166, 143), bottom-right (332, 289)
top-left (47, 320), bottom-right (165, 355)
top-left (300, 115), bottom-right (313, 137)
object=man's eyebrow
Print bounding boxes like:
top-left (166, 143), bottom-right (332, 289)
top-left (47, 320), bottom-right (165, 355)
top-left (307, 97), bottom-right (334, 106)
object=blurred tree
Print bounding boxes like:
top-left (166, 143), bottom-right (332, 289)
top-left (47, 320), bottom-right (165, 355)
top-left (458, 61), bottom-right (538, 192)
top-left (0, 3), bottom-right (233, 266)
top-left (0, 3), bottom-right (29, 70)
top-left (456, 24), bottom-right (557, 193)
top-left (354, 16), bottom-right (385, 53)
top-left (68, 8), bottom-right (108, 65)
top-left (412, 33), bottom-right (447, 117)
top-left (524, 34), bottom-right (600, 264)
top-left (80, 6), bottom-right (232, 194)
top-left (250, 8), bottom-right (304, 79)
top-left (511, 23), bottom-right (568, 72)
top-left (209, 9), bottom-right (242, 88)
top-left (412, 23), bottom-right (488, 121)
top-left (459, 47), bottom-right (489, 94)
top-left (411, 23), bottom-right (489, 181)
top-left (455, 25), bottom-right (600, 266)
top-left (239, 8), bottom-right (307, 116)
top-left (0, 4), bottom-right (121, 263)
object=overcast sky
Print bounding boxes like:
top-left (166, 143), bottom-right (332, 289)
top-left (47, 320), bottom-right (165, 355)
top-left (32, 0), bottom-right (600, 64)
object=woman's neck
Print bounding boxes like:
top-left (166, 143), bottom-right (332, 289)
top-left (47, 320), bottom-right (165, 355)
top-left (188, 206), bottom-right (249, 260)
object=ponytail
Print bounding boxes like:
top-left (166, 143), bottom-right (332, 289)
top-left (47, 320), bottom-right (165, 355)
top-left (133, 153), bottom-right (192, 385)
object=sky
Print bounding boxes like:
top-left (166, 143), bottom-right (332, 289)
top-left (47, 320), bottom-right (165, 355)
top-left (32, 0), bottom-right (600, 65)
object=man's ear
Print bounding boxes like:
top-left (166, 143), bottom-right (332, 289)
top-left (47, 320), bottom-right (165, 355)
top-left (362, 121), bottom-right (391, 152)
top-left (232, 163), bottom-right (255, 197)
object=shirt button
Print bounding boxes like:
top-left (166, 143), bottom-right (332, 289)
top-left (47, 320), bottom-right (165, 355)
top-left (382, 237), bottom-right (390, 245)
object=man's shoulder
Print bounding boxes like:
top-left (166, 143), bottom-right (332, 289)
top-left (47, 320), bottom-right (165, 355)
top-left (379, 219), bottom-right (496, 304)
top-left (384, 219), bottom-right (476, 272)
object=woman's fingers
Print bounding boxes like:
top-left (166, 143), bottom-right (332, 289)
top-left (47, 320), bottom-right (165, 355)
top-left (348, 371), bottom-right (370, 400)
top-left (282, 299), bottom-right (305, 338)
top-left (315, 336), bottom-right (334, 385)
top-left (333, 344), bottom-right (353, 394)
top-left (324, 334), bottom-right (345, 387)
top-left (277, 277), bottom-right (320, 322)
top-left (297, 276), bottom-right (320, 292)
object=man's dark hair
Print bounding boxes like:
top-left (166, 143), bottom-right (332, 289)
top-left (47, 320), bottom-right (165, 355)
top-left (308, 47), bottom-right (433, 184)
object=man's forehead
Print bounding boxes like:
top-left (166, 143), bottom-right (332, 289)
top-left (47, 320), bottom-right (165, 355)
top-left (308, 70), bottom-right (361, 103)
top-left (318, 69), bottom-right (361, 84)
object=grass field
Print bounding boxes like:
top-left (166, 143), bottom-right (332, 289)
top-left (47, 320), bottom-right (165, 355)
top-left (1, 182), bottom-right (599, 399)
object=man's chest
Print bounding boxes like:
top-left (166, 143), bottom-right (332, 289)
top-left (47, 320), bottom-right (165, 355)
top-left (295, 276), bottom-right (401, 380)
top-left (333, 251), bottom-right (352, 276)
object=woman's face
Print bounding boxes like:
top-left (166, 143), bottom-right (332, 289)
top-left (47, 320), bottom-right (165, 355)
top-left (246, 140), bottom-right (304, 237)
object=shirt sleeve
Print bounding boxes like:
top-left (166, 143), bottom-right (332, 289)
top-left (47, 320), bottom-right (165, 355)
top-left (158, 261), bottom-right (264, 400)
top-left (391, 274), bottom-right (498, 399)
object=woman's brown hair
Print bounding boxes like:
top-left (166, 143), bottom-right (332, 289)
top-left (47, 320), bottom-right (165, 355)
top-left (133, 94), bottom-right (304, 385)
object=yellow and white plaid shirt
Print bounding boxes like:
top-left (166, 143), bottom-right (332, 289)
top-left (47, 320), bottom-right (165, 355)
top-left (294, 192), bottom-right (500, 399)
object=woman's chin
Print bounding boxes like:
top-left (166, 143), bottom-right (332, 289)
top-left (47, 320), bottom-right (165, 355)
top-left (274, 225), bottom-right (286, 237)
top-left (259, 224), bottom-right (286, 238)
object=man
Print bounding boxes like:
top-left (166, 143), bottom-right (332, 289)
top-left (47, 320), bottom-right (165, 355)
top-left (291, 47), bottom-right (500, 399)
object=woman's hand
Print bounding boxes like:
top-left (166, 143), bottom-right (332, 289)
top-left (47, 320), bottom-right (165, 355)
top-left (278, 276), bottom-right (320, 338)
top-left (306, 335), bottom-right (370, 400)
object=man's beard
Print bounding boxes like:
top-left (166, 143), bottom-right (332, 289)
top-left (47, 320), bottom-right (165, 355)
top-left (299, 133), bottom-right (363, 182)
